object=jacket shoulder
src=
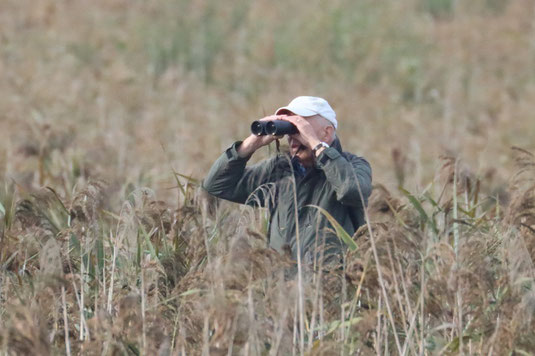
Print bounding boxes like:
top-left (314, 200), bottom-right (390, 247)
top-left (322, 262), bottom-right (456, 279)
top-left (342, 151), bottom-right (371, 167)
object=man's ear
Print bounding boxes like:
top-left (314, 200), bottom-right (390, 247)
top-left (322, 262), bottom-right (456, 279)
top-left (324, 125), bottom-right (335, 143)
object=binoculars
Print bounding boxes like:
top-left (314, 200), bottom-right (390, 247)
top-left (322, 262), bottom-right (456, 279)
top-left (251, 120), bottom-right (298, 136)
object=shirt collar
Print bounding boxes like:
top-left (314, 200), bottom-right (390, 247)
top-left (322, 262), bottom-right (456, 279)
top-left (291, 157), bottom-right (308, 177)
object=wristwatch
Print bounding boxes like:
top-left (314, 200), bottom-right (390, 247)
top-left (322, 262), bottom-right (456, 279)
top-left (313, 141), bottom-right (330, 156)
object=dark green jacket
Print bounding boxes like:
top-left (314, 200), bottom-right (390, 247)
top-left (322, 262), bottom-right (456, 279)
top-left (202, 138), bottom-right (372, 263)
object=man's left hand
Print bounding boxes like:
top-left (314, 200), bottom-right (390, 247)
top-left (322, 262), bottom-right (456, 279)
top-left (280, 115), bottom-right (321, 149)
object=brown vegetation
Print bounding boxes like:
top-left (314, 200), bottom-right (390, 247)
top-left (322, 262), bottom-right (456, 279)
top-left (1, 0), bottom-right (535, 354)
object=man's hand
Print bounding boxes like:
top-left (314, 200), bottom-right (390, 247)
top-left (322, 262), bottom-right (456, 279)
top-left (280, 115), bottom-right (322, 149)
top-left (237, 115), bottom-right (284, 158)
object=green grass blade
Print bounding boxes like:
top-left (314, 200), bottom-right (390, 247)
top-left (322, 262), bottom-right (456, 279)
top-left (180, 288), bottom-right (203, 297)
top-left (400, 188), bottom-right (428, 221)
top-left (174, 171), bottom-right (200, 185)
top-left (102, 209), bottom-right (122, 221)
top-left (172, 170), bottom-right (188, 198)
top-left (45, 187), bottom-right (70, 215)
top-left (400, 188), bottom-right (439, 235)
top-left (138, 224), bottom-right (158, 260)
top-left (306, 205), bottom-right (357, 251)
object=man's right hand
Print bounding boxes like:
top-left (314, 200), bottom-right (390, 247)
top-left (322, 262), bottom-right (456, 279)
top-left (237, 115), bottom-right (285, 158)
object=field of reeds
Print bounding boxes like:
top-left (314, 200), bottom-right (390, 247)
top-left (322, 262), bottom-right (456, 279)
top-left (1, 0), bottom-right (535, 354)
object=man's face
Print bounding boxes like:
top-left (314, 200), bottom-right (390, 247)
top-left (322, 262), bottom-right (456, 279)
top-left (288, 133), bottom-right (313, 164)
top-left (279, 111), bottom-right (331, 167)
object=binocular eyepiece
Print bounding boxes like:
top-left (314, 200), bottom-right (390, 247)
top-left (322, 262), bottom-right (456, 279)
top-left (251, 120), bottom-right (298, 136)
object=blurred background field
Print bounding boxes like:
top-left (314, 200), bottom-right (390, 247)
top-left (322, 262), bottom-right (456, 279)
top-left (1, 0), bottom-right (535, 354)
top-left (2, 0), bottom-right (534, 194)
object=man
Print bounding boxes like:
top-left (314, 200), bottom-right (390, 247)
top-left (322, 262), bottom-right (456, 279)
top-left (203, 96), bottom-right (372, 264)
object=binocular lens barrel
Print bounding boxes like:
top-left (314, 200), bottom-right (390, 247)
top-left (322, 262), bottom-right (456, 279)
top-left (266, 120), bottom-right (298, 136)
top-left (250, 121), bottom-right (266, 136)
top-left (250, 120), bottom-right (298, 136)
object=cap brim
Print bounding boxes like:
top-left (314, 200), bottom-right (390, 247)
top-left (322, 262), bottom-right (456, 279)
top-left (275, 106), bottom-right (317, 117)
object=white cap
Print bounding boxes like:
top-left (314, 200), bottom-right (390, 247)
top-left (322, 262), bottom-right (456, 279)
top-left (275, 96), bottom-right (338, 129)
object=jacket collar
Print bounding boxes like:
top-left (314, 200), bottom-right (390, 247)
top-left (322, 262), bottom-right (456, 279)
top-left (330, 137), bottom-right (343, 153)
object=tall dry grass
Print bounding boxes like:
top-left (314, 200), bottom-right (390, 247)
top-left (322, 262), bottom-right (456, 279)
top-left (1, 0), bottom-right (535, 354)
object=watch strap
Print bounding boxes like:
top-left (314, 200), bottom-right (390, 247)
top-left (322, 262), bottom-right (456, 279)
top-left (313, 142), bottom-right (330, 155)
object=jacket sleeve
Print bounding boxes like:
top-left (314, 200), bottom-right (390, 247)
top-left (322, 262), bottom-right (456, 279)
top-left (315, 147), bottom-right (372, 207)
top-left (202, 141), bottom-right (277, 206)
